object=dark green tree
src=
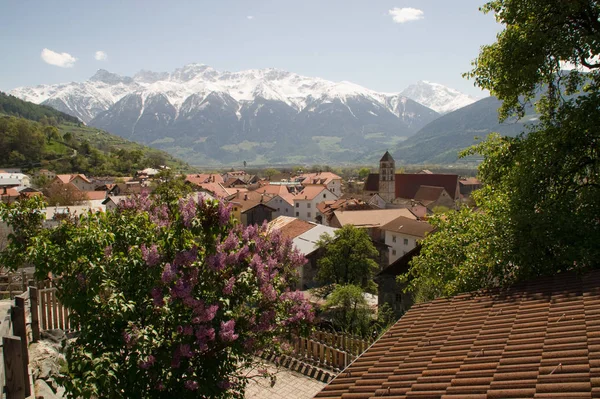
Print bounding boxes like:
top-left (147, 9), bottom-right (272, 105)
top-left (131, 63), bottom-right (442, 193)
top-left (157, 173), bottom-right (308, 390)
top-left (405, 0), bottom-right (600, 301)
top-left (316, 225), bottom-right (379, 293)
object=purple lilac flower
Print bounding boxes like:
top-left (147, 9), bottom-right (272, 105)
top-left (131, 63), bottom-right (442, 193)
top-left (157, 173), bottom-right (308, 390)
top-left (138, 355), bottom-right (156, 369)
top-left (223, 276), bottom-right (236, 295)
top-left (219, 320), bottom-right (239, 342)
top-left (179, 197), bottom-right (196, 228)
top-left (161, 263), bottom-right (177, 283)
top-left (217, 201), bottom-right (231, 225)
top-left (141, 244), bottom-right (160, 267)
top-left (150, 287), bottom-right (164, 307)
top-left (179, 344), bottom-right (193, 358)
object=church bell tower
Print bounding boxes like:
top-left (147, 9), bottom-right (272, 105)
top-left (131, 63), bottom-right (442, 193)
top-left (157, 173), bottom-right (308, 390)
top-left (379, 151), bottom-right (395, 202)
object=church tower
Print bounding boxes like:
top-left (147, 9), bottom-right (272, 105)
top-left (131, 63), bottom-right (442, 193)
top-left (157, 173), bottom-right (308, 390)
top-left (379, 151), bottom-right (396, 202)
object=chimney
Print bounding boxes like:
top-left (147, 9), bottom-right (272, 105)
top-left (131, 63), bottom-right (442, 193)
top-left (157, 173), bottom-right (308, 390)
top-left (260, 194), bottom-right (264, 203)
top-left (244, 193), bottom-right (248, 201)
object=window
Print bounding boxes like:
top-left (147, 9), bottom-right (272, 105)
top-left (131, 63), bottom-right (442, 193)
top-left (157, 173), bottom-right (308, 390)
top-left (296, 212), bottom-right (299, 217)
top-left (392, 235), bottom-right (397, 243)
top-left (307, 203), bottom-right (311, 208)
top-left (395, 293), bottom-right (402, 303)
top-left (307, 212), bottom-right (311, 218)
top-left (392, 249), bottom-right (396, 256)
top-left (234, 207), bottom-right (238, 211)
top-left (403, 238), bottom-right (409, 246)
top-left (277, 208), bottom-right (280, 211)
top-left (296, 203), bottom-right (299, 208)
top-left (324, 194), bottom-right (326, 198)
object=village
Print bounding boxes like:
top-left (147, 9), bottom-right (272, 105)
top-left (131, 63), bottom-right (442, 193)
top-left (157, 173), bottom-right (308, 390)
top-left (0, 151), bottom-right (481, 319)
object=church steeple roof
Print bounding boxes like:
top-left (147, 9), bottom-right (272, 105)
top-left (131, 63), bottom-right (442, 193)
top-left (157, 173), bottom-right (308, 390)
top-left (380, 151), bottom-right (394, 162)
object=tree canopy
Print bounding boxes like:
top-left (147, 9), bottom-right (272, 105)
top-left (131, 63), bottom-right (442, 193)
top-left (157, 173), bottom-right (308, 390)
top-left (316, 225), bottom-right (379, 293)
top-left (405, 0), bottom-right (600, 301)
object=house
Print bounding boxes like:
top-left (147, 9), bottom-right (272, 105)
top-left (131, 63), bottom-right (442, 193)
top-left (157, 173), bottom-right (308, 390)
top-left (0, 187), bottom-right (19, 203)
top-left (226, 191), bottom-right (276, 226)
top-left (414, 185), bottom-right (455, 211)
top-left (364, 151), bottom-right (460, 205)
top-left (185, 173), bottom-right (225, 186)
top-left (380, 216), bottom-right (434, 264)
top-left (53, 174), bottom-right (95, 192)
top-left (222, 170), bottom-right (257, 185)
top-left (296, 172), bottom-right (342, 195)
top-left (0, 172), bottom-right (30, 188)
top-left (249, 184), bottom-right (295, 219)
top-left (107, 182), bottom-right (143, 196)
top-left (316, 269), bottom-right (600, 399)
top-left (268, 216), bottom-right (338, 289)
top-left (316, 198), bottom-right (375, 226)
top-left (328, 208), bottom-right (418, 269)
top-left (102, 195), bottom-right (129, 212)
top-left (293, 186), bottom-right (337, 223)
top-left (374, 246), bottom-right (420, 317)
top-left (460, 177), bottom-right (483, 197)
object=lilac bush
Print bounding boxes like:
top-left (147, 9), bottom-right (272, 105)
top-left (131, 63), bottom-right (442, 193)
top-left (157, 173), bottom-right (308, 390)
top-left (1, 193), bottom-right (313, 398)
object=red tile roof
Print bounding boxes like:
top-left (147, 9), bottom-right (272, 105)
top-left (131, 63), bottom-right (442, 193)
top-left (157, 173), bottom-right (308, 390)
top-left (294, 186), bottom-right (330, 201)
top-left (84, 191), bottom-right (108, 201)
top-left (414, 185), bottom-right (447, 202)
top-left (185, 174), bottom-right (224, 186)
top-left (315, 270), bottom-right (600, 399)
top-left (380, 216), bottom-right (434, 238)
top-left (298, 172), bottom-right (341, 187)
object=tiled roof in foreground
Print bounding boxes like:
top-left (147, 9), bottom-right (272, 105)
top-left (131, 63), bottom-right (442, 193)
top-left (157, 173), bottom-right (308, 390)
top-left (315, 270), bottom-right (600, 399)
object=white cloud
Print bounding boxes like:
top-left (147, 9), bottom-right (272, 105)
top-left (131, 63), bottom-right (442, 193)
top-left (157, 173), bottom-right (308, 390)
top-left (94, 50), bottom-right (107, 61)
top-left (389, 7), bottom-right (424, 24)
top-left (247, 15), bottom-right (254, 20)
top-left (40, 48), bottom-right (77, 68)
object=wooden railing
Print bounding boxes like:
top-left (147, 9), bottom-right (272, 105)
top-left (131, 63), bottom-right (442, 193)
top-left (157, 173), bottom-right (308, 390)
top-left (284, 331), bottom-right (372, 371)
top-left (0, 286), bottom-right (38, 399)
top-left (292, 336), bottom-right (355, 370)
top-left (309, 329), bottom-right (373, 356)
top-left (0, 270), bottom-right (35, 299)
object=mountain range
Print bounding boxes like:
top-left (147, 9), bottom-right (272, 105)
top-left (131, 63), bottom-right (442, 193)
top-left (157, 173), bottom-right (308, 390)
top-left (11, 64), bottom-right (478, 165)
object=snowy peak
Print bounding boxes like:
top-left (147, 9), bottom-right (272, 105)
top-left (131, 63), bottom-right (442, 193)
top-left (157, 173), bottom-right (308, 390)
top-left (401, 80), bottom-right (477, 114)
top-left (90, 69), bottom-right (133, 85)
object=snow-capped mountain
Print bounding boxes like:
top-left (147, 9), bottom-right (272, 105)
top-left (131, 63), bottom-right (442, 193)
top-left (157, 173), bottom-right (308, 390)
top-left (11, 64), bottom-right (469, 164)
top-left (400, 81), bottom-right (478, 114)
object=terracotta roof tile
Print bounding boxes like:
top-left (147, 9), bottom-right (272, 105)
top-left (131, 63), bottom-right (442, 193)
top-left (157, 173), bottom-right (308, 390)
top-left (315, 270), bottom-right (600, 399)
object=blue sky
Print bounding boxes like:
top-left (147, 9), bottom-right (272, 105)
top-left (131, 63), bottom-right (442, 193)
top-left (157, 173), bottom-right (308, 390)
top-left (0, 0), bottom-right (502, 97)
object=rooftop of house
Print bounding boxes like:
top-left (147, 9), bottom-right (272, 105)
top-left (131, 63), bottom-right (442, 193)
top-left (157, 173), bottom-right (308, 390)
top-left (268, 216), bottom-right (338, 256)
top-left (185, 174), bottom-right (225, 186)
top-left (294, 185), bottom-right (331, 201)
top-left (316, 269), bottom-right (600, 399)
top-left (55, 173), bottom-right (92, 185)
top-left (227, 190), bottom-right (276, 212)
top-left (380, 216), bottom-right (434, 238)
top-left (297, 172), bottom-right (341, 186)
top-left (414, 185), bottom-right (448, 202)
top-left (332, 208), bottom-right (417, 228)
top-left (250, 184), bottom-right (295, 205)
top-left (84, 191), bottom-right (108, 201)
top-left (460, 177), bottom-right (483, 186)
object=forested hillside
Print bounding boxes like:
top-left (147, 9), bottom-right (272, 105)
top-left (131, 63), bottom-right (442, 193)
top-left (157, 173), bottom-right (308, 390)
top-left (0, 92), bottom-right (193, 175)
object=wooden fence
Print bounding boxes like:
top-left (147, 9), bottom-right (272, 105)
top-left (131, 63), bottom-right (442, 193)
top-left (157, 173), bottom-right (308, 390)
top-left (0, 286), bottom-right (38, 399)
top-left (286, 331), bottom-right (372, 371)
top-left (0, 271), bottom-right (35, 300)
top-left (0, 278), bottom-right (74, 399)
top-left (309, 329), bottom-right (372, 356)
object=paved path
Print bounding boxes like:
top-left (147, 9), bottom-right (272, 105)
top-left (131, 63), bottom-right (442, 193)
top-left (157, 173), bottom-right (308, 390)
top-left (245, 362), bottom-right (327, 399)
